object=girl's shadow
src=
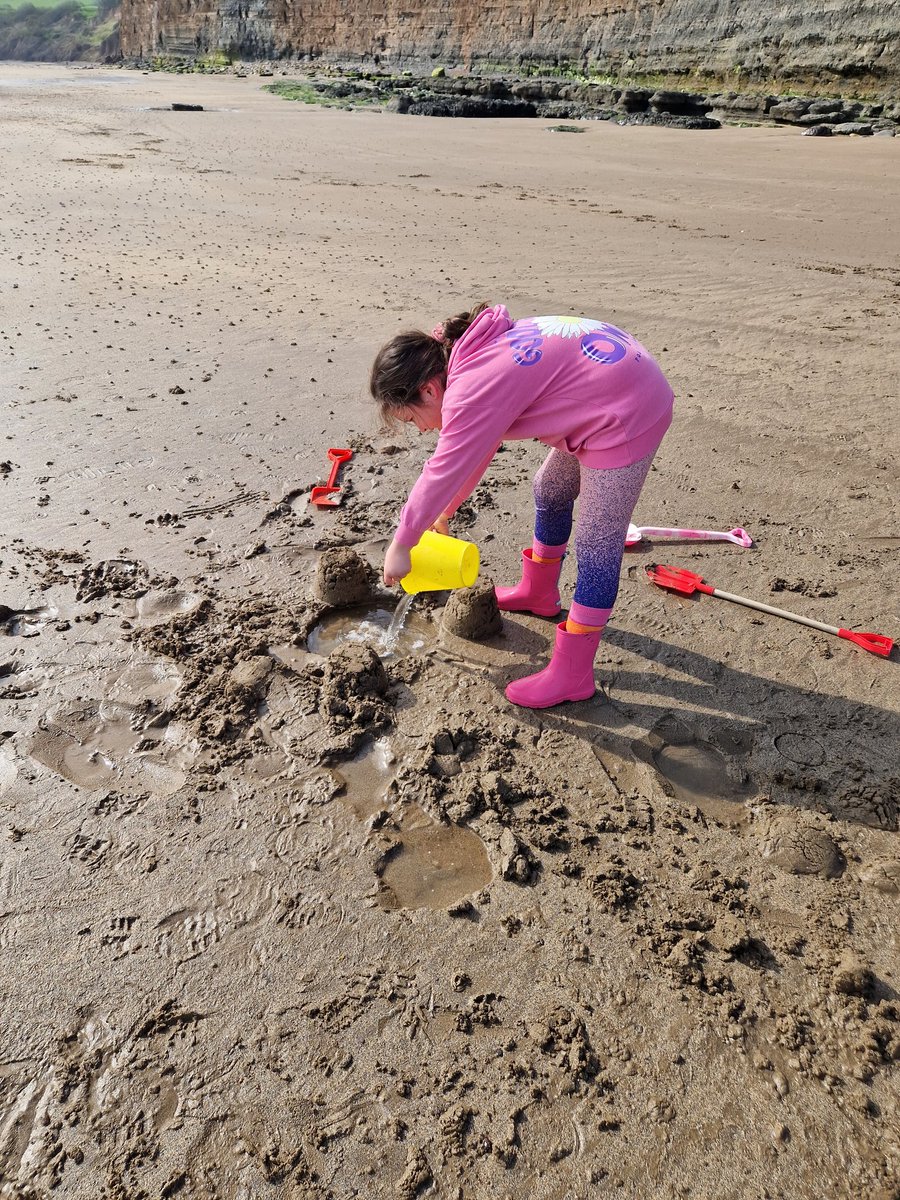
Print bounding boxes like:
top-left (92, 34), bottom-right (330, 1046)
top-left (503, 624), bottom-right (898, 832)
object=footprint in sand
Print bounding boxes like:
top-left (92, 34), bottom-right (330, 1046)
top-left (135, 590), bottom-right (203, 624)
top-left (859, 858), bottom-right (900, 895)
top-left (27, 698), bottom-right (193, 795)
top-left (639, 715), bottom-right (755, 825)
top-left (0, 745), bottom-right (18, 796)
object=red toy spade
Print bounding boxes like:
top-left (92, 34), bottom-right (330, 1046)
top-left (645, 564), bottom-right (893, 658)
top-left (310, 448), bottom-right (352, 507)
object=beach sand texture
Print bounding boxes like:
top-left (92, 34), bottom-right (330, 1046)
top-left (1, 63), bottom-right (899, 1198)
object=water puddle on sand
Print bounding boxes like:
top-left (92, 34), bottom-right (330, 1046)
top-left (307, 603), bottom-right (431, 658)
top-left (377, 810), bottom-right (492, 912)
top-left (333, 737), bottom-right (395, 819)
top-left (28, 699), bottom-right (192, 795)
top-left (653, 741), bottom-right (752, 825)
top-left (0, 603), bottom-right (59, 637)
top-left (268, 643), bottom-right (315, 673)
top-left (335, 739), bottom-right (493, 910)
top-left (107, 660), bottom-right (182, 704)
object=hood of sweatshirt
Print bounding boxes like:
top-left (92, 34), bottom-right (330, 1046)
top-left (447, 305), bottom-right (514, 371)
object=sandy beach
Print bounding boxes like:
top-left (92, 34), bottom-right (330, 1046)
top-left (1, 62), bottom-right (899, 1198)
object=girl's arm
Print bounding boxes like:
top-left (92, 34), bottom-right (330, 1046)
top-left (441, 443), bottom-right (503, 520)
top-left (393, 398), bottom-right (517, 547)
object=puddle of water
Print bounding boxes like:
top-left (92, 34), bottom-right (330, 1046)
top-left (653, 741), bottom-right (751, 825)
top-left (333, 737), bottom-right (395, 820)
top-left (378, 810), bottom-right (492, 912)
top-left (53, 731), bottom-right (118, 790)
top-left (269, 643), bottom-right (315, 672)
top-left (242, 752), bottom-right (288, 780)
top-left (327, 740), bottom-right (493, 909)
top-left (0, 604), bottom-right (58, 637)
top-left (28, 700), bottom-right (191, 795)
top-left (307, 605), bottom-right (430, 658)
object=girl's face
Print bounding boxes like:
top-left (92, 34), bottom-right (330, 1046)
top-left (402, 377), bottom-right (444, 432)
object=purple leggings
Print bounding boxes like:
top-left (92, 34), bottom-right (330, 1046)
top-left (532, 448), bottom-right (656, 627)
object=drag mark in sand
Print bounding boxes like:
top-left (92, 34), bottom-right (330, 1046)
top-left (180, 489), bottom-right (267, 519)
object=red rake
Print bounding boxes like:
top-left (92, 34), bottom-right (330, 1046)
top-left (645, 564), bottom-right (894, 658)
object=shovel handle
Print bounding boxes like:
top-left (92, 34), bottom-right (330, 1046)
top-left (325, 447), bottom-right (352, 488)
top-left (710, 589), bottom-right (893, 657)
top-left (635, 526), bottom-right (753, 547)
top-left (647, 564), bottom-right (893, 658)
top-left (309, 448), bottom-right (352, 507)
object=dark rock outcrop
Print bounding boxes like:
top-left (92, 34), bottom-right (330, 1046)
top-left (265, 73), bottom-right (898, 131)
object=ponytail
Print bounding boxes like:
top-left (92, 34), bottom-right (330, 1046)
top-left (431, 302), bottom-right (491, 349)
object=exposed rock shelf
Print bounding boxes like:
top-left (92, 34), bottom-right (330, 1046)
top-left (259, 72), bottom-right (899, 132)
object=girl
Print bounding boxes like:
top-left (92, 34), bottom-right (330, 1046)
top-left (370, 303), bottom-right (674, 709)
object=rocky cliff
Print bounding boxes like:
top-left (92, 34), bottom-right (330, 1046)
top-left (119, 0), bottom-right (899, 91)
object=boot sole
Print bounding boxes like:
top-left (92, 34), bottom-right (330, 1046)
top-left (496, 602), bottom-right (561, 618)
top-left (505, 685), bottom-right (596, 709)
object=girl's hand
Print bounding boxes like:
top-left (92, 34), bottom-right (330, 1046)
top-left (430, 513), bottom-right (451, 536)
top-left (383, 540), bottom-right (412, 587)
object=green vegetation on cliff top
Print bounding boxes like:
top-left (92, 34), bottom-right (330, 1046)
top-left (1, 0), bottom-right (97, 10)
top-left (0, 0), bottom-right (116, 61)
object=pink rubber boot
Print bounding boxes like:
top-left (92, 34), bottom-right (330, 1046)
top-left (495, 549), bottom-right (562, 618)
top-left (505, 622), bottom-right (603, 708)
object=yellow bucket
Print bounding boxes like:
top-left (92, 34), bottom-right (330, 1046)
top-left (401, 531), bottom-right (480, 594)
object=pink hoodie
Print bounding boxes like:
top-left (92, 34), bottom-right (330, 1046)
top-left (394, 305), bottom-right (674, 547)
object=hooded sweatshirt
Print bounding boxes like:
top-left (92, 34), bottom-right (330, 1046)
top-left (394, 305), bottom-right (674, 548)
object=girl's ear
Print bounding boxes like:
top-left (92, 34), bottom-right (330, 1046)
top-left (422, 377), bottom-right (444, 404)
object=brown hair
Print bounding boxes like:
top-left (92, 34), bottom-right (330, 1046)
top-left (369, 303), bottom-right (492, 428)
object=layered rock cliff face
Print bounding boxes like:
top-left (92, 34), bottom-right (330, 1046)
top-left (119, 0), bottom-right (900, 91)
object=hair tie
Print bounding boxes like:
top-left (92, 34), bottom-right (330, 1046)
top-left (431, 324), bottom-right (446, 343)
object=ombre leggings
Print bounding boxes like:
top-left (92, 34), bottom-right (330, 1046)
top-left (532, 448), bottom-right (656, 628)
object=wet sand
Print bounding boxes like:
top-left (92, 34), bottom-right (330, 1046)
top-left (1, 62), bottom-right (899, 1198)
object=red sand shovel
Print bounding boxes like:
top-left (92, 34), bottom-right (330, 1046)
top-left (310, 448), bottom-right (353, 507)
top-left (645, 564), bottom-right (894, 657)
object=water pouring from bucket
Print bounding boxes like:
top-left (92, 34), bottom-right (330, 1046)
top-left (383, 532), bottom-right (479, 652)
